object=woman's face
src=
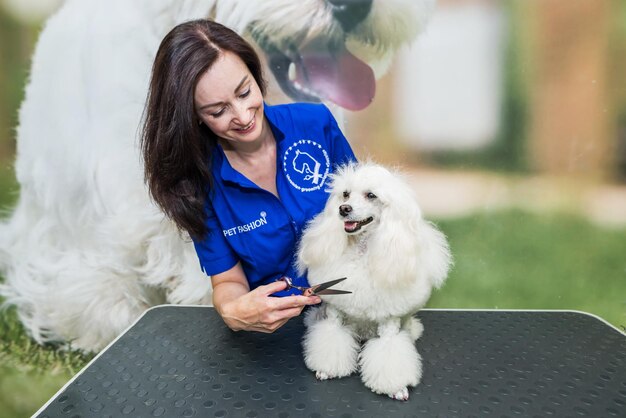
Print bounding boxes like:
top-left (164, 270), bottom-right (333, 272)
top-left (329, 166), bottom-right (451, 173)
top-left (194, 51), bottom-right (266, 146)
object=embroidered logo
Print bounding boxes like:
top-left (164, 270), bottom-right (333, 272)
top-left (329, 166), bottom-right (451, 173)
top-left (223, 211), bottom-right (268, 237)
top-left (283, 140), bottom-right (330, 192)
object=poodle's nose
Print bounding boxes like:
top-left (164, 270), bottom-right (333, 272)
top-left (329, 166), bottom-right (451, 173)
top-left (339, 204), bottom-right (353, 217)
top-left (327, 0), bottom-right (372, 32)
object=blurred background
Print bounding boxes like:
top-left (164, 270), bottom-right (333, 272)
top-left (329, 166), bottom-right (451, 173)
top-left (1, 0), bottom-right (625, 416)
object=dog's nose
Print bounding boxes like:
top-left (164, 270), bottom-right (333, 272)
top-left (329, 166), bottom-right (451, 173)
top-left (327, 0), bottom-right (372, 32)
top-left (339, 204), bottom-right (353, 217)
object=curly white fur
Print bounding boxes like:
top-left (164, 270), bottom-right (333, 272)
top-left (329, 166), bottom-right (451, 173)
top-left (0, 0), bottom-right (434, 352)
top-left (297, 162), bottom-right (451, 400)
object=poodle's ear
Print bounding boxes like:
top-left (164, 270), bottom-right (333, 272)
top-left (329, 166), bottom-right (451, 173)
top-left (417, 221), bottom-right (452, 289)
top-left (367, 181), bottom-right (423, 287)
top-left (368, 172), bottom-right (452, 289)
top-left (296, 203), bottom-right (348, 275)
top-left (369, 213), bottom-right (452, 289)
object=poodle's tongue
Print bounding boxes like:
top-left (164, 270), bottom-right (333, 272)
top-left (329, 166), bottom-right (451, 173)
top-left (296, 41), bottom-right (376, 111)
top-left (344, 221), bottom-right (359, 233)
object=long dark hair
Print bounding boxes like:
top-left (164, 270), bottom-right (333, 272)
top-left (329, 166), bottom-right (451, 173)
top-left (141, 19), bottom-right (266, 240)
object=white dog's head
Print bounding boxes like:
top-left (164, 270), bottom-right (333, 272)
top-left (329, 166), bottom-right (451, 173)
top-left (330, 163), bottom-right (419, 237)
top-left (214, 0), bottom-right (436, 110)
top-left (298, 162), bottom-right (451, 288)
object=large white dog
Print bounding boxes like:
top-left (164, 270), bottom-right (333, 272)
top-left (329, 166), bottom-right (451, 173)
top-left (297, 162), bottom-right (451, 400)
top-left (0, 0), bottom-right (435, 352)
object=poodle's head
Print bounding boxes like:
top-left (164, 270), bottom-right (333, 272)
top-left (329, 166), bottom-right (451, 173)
top-left (328, 162), bottom-right (422, 238)
top-left (298, 161), bottom-right (451, 290)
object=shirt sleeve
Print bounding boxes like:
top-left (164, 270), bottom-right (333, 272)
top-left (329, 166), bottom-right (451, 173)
top-left (323, 105), bottom-right (358, 166)
top-left (192, 201), bottom-right (239, 276)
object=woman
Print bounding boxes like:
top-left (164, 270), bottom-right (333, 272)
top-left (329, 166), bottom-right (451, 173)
top-left (141, 19), bottom-right (356, 333)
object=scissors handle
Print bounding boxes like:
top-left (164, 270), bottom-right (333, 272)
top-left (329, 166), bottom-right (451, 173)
top-left (279, 276), bottom-right (351, 296)
top-left (279, 276), bottom-right (308, 293)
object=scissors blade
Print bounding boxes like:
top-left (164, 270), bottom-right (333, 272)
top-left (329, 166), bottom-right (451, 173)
top-left (310, 277), bottom-right (348, 295)
top-left (315, 288), bottom-right (352, 295)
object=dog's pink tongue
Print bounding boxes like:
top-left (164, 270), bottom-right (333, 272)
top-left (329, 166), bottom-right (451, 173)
top-left (344, 221), bottom-right (358, 232)
top-left (297, 42), bottom-right (375, 111)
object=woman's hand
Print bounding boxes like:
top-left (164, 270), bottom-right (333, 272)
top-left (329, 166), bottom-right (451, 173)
top-left (221, 280), bottom-right (321, 332)
top-left (211, 263), bottom-right (321, 333)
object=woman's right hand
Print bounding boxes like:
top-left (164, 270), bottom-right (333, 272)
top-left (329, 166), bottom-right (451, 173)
top-left (220, 280), bottom-right (321, 332)
top-left (211, 263), bottom-right (321, 333)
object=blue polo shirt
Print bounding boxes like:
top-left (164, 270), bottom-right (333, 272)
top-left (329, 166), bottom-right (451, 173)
top-left (192, 102), bottom-right (356, 295)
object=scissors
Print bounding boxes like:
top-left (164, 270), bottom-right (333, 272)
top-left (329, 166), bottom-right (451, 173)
top-left (280, 276), bottom-right (351, 296)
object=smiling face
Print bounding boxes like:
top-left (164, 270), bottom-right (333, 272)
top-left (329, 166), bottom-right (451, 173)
top-left (194, 51), bottom-right (268, 146)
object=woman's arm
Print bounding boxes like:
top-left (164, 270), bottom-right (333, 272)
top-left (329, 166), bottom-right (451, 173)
top-left (211, 262), bottom-right (321, 333)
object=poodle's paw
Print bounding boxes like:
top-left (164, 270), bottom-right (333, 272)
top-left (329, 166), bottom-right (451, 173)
top-left (388, 387), bottom-right (410, 401)
top-left (306, 357), bottom-right (356, 380)
top-left (359, 330), bottom-right (422, 397)
top-left (315, 371), bottom-right (333, 380)
top-left (303, 316), bottom-right (359, 379)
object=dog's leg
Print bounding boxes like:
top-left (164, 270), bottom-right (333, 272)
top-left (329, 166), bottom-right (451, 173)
top-left (302, 305), bottom-right (358, 380)
top-left (402, 315), bottom-right (424, 341)
top-left (359, 317), bottom-right (422, 401)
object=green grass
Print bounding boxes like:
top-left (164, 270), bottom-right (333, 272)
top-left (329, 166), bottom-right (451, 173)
top-left (0, 306), bottom-right (94, 417)
top-left (429, 210), bottom-right (626, 330)
top-left (0, 189), bottom-right (624, 415)
top-left (0, 365), bottom-right (75, 418)
top-left (0, 161), bottom-right (18, 210)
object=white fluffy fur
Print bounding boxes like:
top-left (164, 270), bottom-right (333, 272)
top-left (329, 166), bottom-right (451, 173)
top-left (0, 0), bottom-right (434, 352)
top-left (297, 162), bottom-right (452, 400)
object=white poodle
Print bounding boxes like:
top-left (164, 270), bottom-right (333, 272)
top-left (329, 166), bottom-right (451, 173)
top-left (297, 162), bottom-right (451, 400)
top-left (0, 0), bottom-right (435, 352)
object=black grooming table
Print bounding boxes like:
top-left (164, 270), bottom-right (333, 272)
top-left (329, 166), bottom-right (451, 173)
top-left (35, 307), bottom-right (626, 417)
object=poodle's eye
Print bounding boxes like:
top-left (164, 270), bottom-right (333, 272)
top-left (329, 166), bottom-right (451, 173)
top-left (342, 191), bottom-right (350, 199)
top-left (366, 192), bottom-right (377, 200)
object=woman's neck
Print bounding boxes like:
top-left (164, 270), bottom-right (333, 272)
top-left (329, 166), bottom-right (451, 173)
top-left (219, 119), bottom-right (279, 197)
top-left (219, 119), bottom-right (274, 159)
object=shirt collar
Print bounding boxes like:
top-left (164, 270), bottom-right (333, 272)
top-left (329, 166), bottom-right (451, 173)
top-left (213, 144), bottom-right (251, 186)
top-left (263, 102), bottom-right (285, 143)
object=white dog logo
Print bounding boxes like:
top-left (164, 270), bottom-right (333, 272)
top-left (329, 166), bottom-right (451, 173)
top-left (283, 140), bottom-right (330, 192)
top-left (293, 150), bottom-right (322, 184)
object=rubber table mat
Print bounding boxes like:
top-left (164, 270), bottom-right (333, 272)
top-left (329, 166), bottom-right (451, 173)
top-left (36, 307), bottom-right (626, 417)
